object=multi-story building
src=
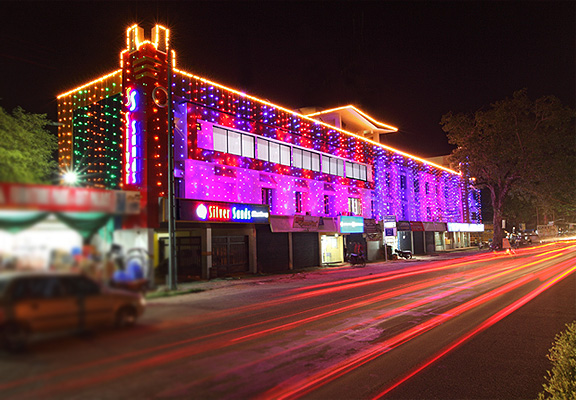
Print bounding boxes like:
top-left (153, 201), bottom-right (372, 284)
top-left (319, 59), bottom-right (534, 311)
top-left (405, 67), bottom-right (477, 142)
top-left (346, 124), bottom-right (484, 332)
top-left (57, 24), bottom-right (482, 281)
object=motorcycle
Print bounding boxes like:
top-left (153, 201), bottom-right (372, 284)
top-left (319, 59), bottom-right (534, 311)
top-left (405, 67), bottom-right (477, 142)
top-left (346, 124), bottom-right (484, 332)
top-left (395, 249), bottom-right (412, 259)
top-left (346, 251), bottom-right (367, 267)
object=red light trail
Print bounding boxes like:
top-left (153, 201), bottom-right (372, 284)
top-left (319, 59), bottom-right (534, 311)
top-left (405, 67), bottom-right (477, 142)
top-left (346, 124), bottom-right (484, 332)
top-left (2, 242), bottom-right (575, 400)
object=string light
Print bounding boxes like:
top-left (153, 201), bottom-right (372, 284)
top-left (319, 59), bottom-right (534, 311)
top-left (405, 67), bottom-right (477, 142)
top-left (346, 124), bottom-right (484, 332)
top-left (56, 23), bottom-right (480, 229)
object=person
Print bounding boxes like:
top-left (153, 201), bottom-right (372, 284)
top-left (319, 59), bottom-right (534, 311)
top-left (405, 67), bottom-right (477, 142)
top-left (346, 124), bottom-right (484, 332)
top-left (502, 237), bottom-right (516, 254)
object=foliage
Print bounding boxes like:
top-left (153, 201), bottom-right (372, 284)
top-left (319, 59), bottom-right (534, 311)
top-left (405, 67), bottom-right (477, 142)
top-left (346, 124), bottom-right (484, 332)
top-left (441, 90), bottom-right (575, 246)
top-left (0, 106), bottom-right (58, 183)
top-left (538, 321), bottom-right (576, 400)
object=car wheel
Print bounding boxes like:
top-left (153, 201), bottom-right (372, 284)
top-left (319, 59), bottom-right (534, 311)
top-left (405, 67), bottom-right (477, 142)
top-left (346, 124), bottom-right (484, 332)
top-left (115, 306), bottom-right (137, 328)
top-left (2, 322), bottom-right (29, 352)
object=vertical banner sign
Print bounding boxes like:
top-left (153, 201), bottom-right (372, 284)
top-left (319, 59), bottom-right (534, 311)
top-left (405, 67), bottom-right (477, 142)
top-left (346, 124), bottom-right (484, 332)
top-left (124, 87), bottom-right (142, 185)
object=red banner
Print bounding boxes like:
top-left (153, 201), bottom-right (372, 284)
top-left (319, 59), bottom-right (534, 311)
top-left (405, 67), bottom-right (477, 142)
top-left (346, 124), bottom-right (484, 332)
top-left (0, 182), bottom-right (140, 214)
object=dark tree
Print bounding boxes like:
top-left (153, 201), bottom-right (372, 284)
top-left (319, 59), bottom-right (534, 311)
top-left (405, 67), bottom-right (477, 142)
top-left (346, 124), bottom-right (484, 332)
top-left (0, 106), bottom-right (58, 183)
top-left (441, 90), bottom-right (575, 247)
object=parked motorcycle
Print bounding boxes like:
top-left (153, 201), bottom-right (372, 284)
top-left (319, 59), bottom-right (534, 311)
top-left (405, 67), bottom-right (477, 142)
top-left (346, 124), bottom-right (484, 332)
top-left (395, 249), bottom-right (412, 259)
top-left (345, 251), bottom-right (367, 267)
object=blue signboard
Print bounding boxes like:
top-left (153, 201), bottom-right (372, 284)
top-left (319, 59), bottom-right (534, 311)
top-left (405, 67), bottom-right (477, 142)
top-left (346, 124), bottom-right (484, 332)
top-left (178, 199), bottom-right (270, 224)
top-left (339, 216), bottom-right (364, 233)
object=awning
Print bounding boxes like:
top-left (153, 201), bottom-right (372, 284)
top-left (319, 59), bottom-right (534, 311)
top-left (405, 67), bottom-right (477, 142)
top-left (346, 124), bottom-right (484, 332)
top-left (423, 221), bottom-right (447, 231)
top-left (270, 216), bottom-right (337, 233)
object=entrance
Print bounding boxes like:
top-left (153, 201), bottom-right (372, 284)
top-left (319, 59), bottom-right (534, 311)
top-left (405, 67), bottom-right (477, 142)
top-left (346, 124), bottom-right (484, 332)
top-left (159, 236), bottom-right (202, 282)
top-left (212, 235), bottom-right (249, 277)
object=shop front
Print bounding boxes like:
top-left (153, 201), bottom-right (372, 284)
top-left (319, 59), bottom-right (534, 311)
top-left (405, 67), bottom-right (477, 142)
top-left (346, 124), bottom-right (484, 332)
top-left (167, 199), bottom-right (269, 280)
top-left (0, 182), bottom-right (140, 276)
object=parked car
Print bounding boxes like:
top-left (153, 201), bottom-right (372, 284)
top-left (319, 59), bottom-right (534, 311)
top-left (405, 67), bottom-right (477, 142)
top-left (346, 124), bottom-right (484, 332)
top-left (0, 271), bottom-right (146, 350)
top-left (528, 234), bottom-right (541, 244)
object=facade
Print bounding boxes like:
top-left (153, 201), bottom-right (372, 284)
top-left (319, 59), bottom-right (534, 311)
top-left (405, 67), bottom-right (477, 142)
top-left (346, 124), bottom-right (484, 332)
top-left (57, 24), bottom-right (482, 281)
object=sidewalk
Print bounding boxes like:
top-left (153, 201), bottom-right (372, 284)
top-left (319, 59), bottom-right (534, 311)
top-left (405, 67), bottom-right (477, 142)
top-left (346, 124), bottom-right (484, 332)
top-left (149, 247), bottom-right (483, 297)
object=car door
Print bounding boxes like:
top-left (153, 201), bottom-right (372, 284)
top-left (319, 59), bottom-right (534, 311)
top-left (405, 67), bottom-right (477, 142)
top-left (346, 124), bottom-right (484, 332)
top-left (11, 277), bottom-right (80, 333)
top-left (63, 276), bottom-right (113, 329)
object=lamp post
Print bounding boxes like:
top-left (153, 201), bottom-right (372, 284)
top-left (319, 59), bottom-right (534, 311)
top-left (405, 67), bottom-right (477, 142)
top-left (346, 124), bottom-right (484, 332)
top-left (166, 51), bottom-right (178, 291)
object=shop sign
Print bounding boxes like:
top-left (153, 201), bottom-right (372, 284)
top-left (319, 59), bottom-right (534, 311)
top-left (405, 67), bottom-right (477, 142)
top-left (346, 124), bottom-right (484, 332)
top-left (397, 221), bottom-right (411, 231)
top-left (179, 199), bottom-right (269, 224)
top-left (293, 215), bottom-right (320, 229)
top-left (0, 182), bottom-right (140, 214)
top-left (422, 221), bottom-right (447, 231)
top-left (447, 222), bottom-right (485, 232)
top-left (339, 216), bottom-right (364, 233)
top-left (410, 221), bottom-right (425, 231)
top-left (383, 215), bottom-right (397, 228)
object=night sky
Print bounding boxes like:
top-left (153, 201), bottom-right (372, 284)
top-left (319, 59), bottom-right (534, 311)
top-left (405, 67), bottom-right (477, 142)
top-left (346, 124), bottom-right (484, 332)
top-left (1, 1), bottom-right (574, 157)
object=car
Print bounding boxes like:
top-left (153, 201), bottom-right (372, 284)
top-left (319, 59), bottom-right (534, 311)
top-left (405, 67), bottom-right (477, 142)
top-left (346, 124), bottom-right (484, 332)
top-left (0, 271), bottom-right (146, 350)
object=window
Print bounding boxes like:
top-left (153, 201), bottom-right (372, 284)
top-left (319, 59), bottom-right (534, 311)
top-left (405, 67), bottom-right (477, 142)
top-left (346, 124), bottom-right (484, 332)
top-left (293, 148), bottom-right (302, 168)
top-left (321, 155), bottom-right (330, 174)
top-left (228, 130), bottom-right (241, 156)
top-left (359, 165), bottom-right (367, 181)
top-left (212, 125), bottom-right (255, 158)
top-left (345, 162), bottom-right (367, 181)
top-left (292, 148), bottom-right (320, 172)
top-left (242, 135), bottom-right (255, 158)
top-left (326, 157), bottom-right (344, 177)
top-left (280, 145), bottom-right (291, 166)
top-left (295, 191), bottom-right (303, 213)
top-left (311, 153), bottom-right (320, 172)
top-left (400, 175), bottom-right (407, 190)
top-left (269, 141), bottom-right (280, 164)
top-left (262, 188), bottom-right (274, 209)
top-left (348, 197), bottom-right (362, 216)
top-left (324, 195), bottom-right (333, 215)
top-left (257, 138), bottom-right (269, 161)
top-left (213, 126), bottom-right (228, 153)
top-left (302, 151), bottom-right (311, 170)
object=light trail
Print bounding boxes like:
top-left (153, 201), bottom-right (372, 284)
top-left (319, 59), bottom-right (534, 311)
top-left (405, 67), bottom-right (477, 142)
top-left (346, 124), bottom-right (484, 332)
top-left (3, 243), bottom-right (575, 399)
top-left (373, 256), bottom-right (576, 399)
top-left (259, 248), bottom-right (576, 399)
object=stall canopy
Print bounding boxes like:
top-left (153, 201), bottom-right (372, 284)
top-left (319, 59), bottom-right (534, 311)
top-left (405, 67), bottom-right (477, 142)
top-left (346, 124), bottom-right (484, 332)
top-left (0, 183), bottom-right (140, 238)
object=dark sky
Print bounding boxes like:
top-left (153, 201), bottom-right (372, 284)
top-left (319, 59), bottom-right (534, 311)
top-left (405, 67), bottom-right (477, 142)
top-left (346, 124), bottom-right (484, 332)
top-left (1, 1), bottom-right (574, 157)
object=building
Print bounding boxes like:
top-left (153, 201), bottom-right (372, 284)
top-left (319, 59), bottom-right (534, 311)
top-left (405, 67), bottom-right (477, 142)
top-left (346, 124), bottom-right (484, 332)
top-left (57, 24), bottom-right (482, 282)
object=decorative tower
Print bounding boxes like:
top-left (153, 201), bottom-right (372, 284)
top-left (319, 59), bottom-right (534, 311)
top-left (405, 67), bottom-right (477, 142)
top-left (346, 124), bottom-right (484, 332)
top-left (121, 24), bottom-right (171, 228)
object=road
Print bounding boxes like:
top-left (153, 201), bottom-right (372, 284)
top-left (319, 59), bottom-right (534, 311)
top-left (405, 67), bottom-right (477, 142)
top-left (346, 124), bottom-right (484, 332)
top-left (1, 241), bottom-right (575, 399)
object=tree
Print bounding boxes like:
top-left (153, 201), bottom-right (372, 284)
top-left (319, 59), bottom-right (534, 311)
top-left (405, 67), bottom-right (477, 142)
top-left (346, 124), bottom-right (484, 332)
top-left (441, 90), bottom-right (575, 247)
top-left (0, 106), bottom-right (58, 183)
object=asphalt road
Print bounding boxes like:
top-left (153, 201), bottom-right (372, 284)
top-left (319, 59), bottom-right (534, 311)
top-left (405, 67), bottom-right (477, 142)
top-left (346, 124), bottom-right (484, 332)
top-left (1, 242), bottom-right (575, 400)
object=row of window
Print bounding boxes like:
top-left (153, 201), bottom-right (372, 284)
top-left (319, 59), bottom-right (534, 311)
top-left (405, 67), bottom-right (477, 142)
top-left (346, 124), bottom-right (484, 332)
top-left (262, 187), bottom-right (363, 216)
top-left (210, 124), bottom-right (368, 181)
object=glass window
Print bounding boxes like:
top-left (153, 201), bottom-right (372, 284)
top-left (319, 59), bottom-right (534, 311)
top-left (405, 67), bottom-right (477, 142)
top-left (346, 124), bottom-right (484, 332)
top-left (329, 157), bottom-right (338, 175)
top-left (302, 150), bottom-right (311, 170)
top-left (360, 165), bottom-right (367, 181)
top-left (269, 142), bottom-right (280, 164)
top-left (337, 159), bottom-right (344, 177)
top-left (257, 138), bottom-right (269, 161)
top-left (228, 130), bottom-right (241, 156)
top-left (242, 134), bottom-right (254, 158)
top-left (311, 153), bottom-right (320, 172)
top-left (293, 148), bottom-right (303, 168)
top-left (295, 191), bottom-right (302, 213)
top-left (321, 155), bottom-right (330, 174)
top-left (213, 126), bottom-right (227, 153)
top-left (280, 145), bottom-right (291, 166)
top-left (346, 162), bottom-right (354, 178)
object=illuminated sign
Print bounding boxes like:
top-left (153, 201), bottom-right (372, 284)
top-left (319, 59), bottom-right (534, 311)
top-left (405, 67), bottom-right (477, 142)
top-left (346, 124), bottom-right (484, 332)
top-left (339, 216), bottom-right (364, 233)
top-left (178, 200), bottom-right (270, 224)
top-left (447, 222), bottom-right (485, 232)
top-left (124, 87), bottom-right (141, 185)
